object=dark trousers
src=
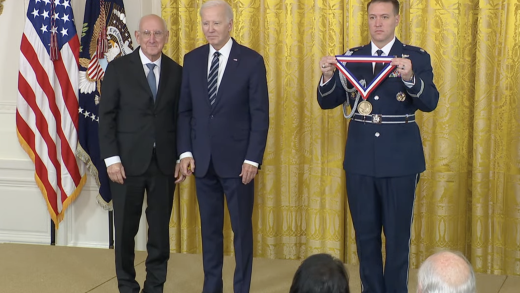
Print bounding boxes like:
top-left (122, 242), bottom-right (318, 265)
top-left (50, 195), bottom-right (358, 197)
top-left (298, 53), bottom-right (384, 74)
top-left (195, 161), bottom-right (255, 293)
top-left (346, 173), bottom-right (419, 293)
top-left (111, 153), bottom-right (175, 293)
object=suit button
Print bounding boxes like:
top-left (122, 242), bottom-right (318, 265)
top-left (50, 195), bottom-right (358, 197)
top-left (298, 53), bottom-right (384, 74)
top-left (374, 96), bottom-right (379, 100)
top-left (375, 132), bottom-right (380, 137)
top-left (210, 115), bottom-right (214, 119)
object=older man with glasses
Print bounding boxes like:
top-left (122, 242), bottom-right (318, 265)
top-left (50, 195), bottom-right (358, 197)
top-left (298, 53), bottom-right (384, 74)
top-left (99, 14), bottom-right (185, 293)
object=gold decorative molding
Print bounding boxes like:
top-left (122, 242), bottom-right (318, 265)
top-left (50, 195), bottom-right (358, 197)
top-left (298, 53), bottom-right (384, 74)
top-left (0, 0), bottom-right (5, 16)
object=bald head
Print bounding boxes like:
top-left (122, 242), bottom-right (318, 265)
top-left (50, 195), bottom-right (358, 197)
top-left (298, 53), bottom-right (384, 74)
top-left (417, 251), bottom-right (476, 293)
top-left (138, 14), bottom-right (167, 32)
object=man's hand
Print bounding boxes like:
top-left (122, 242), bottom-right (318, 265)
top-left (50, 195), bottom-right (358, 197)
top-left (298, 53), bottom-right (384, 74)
top-left (239, 163), bottom-right (258, 185)
top-left (319, 56), bottom-right (338, 83)
top-left (180, 157), bottom-right (195, 176)
top-left (107, 162), bottom-right (126, 184)
top-left (391, 57), bottom-right (414, 81)
top-left (174, 162), bottom-right (187, 184)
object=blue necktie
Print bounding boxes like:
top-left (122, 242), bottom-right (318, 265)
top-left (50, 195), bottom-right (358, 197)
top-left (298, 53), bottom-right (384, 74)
top-left (146, 63), bottom-right (157, 100)
top-left (208, 51), bottom-right (220, 106)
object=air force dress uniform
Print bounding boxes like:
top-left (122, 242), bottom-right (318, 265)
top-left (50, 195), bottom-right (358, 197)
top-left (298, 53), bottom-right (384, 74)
top-left (317, 38), bottom-right (439, 293)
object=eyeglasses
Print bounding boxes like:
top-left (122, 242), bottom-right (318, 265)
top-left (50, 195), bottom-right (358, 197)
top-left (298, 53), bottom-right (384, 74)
top-left (140, 30), bottom-right (165, 40)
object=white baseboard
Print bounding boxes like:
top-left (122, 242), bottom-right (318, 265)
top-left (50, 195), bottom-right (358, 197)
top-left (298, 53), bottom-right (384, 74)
top-left (0, 232), bottom-right (50, 245)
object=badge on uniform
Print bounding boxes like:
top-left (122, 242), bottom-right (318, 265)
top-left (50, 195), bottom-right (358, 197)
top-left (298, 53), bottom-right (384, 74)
top-left (396, 91), bottom-right (406, 102)
top-left (389, 69), bottom-right (401, 78)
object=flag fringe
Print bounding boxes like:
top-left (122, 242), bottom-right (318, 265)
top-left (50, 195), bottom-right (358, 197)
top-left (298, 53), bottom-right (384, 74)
top-left (58, 173), bottom-right (88, 223)
top-left (76, 144), bottom-right (113, 211)
top-left (17, 128), bottom-right (60, 228)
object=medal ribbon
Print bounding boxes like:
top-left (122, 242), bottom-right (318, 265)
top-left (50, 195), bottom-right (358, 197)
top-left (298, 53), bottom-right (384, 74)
top-left (335, 56), bottom-right (396, 99)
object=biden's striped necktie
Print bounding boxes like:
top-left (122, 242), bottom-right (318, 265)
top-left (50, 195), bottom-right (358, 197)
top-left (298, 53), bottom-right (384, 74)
top-left (208, 51), bottom-right (220, 106)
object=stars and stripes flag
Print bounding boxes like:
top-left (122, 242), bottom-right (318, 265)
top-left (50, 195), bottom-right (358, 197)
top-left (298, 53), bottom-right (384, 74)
top-left (16, 0), bottom-right (86, 227)
top-left (77, 0), bottom-right (133, 210)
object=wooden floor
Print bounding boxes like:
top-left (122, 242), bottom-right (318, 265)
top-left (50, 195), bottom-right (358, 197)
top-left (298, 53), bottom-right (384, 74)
top-left (1, 243), bottom-right (518, 293)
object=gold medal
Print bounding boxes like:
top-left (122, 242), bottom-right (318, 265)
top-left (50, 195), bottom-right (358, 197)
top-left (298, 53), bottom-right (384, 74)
top-left (396, 92), bottom-right (406, 102)
top-left (358, 100), bottom-right (372, 115)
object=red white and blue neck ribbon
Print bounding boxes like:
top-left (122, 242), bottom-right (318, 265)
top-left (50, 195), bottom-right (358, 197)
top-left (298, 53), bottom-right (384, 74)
top-left (335, 55), bottom-right (396, 99)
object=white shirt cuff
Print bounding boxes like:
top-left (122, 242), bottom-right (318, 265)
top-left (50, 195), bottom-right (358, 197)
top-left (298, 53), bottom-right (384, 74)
top-left (320, 75), bottom-right (332, 87)
top-left (179, 152), bottom-right (193, 160)
top-left (244, 160), bottom-right (259, 167)
top-left (403, 75), bottom-right (415, 88)
top-left (105, 156), bottom-right (121, 167)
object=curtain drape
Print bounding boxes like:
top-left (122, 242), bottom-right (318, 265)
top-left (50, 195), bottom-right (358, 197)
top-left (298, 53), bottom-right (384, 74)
top-left (161, 0), bottom-right (520, 275)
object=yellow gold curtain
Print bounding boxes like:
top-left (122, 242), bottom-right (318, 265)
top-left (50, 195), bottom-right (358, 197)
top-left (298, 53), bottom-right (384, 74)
top-left (162, 0), bottom-right (520, 275)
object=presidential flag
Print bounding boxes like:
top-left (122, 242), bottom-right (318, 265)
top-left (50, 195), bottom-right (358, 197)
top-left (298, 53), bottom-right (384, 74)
top-left (77, 0), bottom-right (133, 210)
top-left (16, 0), bottom-right (86, 227)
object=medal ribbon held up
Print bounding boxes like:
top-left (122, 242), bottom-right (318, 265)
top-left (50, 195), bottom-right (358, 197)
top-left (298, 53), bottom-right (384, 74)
top-left (335, 55), bottom-right (396, 115)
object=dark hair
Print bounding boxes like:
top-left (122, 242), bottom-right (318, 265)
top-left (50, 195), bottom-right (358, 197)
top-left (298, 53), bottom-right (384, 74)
top-left (289, 253), bottom-right (350, 293)
top-left (367, 0), bottom-right (400, 15)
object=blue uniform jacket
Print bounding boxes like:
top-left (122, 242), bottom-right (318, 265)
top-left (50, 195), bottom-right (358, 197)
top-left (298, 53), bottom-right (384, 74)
top-left (317, 38), bottom-right (439, 177)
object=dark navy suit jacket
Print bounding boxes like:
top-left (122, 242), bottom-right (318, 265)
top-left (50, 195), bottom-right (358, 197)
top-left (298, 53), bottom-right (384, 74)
top-left (178, 39), bottom-right (269, 178)
top-left (317, 38), bottom-right (439, 177)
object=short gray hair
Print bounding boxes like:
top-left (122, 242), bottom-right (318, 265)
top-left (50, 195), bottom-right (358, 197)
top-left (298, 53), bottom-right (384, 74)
top-left (200, 0), bottom-right (234, 22)
top-left (417, 251), bottom-right (476, 293)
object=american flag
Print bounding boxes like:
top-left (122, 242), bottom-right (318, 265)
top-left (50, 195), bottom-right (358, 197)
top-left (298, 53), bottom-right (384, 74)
top-left (16, 0), bottom-right (86, 227)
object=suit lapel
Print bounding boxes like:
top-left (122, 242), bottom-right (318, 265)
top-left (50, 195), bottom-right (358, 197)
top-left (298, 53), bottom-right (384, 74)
top-left (212, 39), bottom-right (240, 109)
top-left (130, 48), bottom-right (152, 98)
top-left (155, 54), bottom-right (169, 107)
top-left (388, 38), bottom-right (404, 59)
top-left (357, 45), bottom-right (374, 85)
top-left (200, 45), bottom-right (211, 108)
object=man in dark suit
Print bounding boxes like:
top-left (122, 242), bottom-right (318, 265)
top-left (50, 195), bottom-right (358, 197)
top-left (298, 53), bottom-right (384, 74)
top-left (317, 1), bottom-right (439, 292)
top-left (99, 14), bottom-right (185, 293)
top-left (177, 1), bottom-right (269, 293)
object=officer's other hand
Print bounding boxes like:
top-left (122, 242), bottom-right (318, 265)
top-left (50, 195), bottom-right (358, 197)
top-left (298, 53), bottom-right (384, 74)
top-left (174, 162), bottom-right (187, 184)
top-left (320, 56), bottom-right (337, 83)
top-left (239, 163), bottom-right (258, 185)
top-left (391, 58), bottom-right (414, 81)
top-left (107, 163), bottom-right (126, 184)
top-left (180, 157), bottom-right (195, 176)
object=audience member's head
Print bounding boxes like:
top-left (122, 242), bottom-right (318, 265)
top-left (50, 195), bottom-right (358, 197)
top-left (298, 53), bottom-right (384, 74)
top-left (417, 251), bottom-right (476, 293)
top-left (290, 253), bottom-right (350, 293)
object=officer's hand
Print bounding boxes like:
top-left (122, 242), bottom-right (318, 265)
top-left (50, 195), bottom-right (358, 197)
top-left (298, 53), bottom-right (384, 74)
top-left (174, 162), bottom-right (186, 184)
top-left (239, 163), bottom-right (258, 185)
top-left (107, 163), bottom-right (126, 185)
top-left (320, 56), bottom-right (337, 83)
top-left (391, 58), bottom-right (414, 81)
top-left (180, 157), bottom-right (195, 176)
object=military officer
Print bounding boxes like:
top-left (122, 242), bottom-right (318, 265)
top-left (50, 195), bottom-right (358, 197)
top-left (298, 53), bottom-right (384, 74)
top-left (316, 1), bottom-right (439, 292)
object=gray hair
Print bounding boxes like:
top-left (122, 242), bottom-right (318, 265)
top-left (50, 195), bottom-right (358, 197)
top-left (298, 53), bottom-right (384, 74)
top-left (200, 0), bottom-right (234, 22)
top-left (417, 251), bottom-right (476, 293)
